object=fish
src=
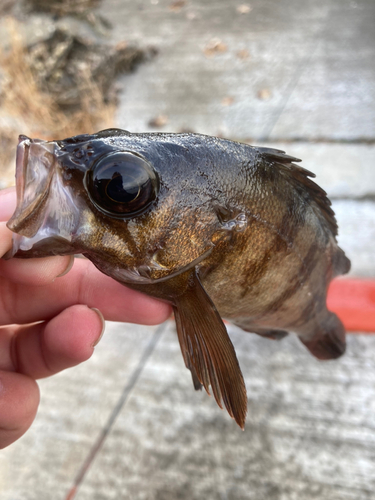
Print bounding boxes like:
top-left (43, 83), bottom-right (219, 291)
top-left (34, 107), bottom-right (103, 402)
top-left (5, 129), bottom-right (351, 429)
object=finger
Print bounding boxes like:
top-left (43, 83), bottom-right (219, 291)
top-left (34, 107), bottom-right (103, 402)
top-left (0, 222), bottom-right (74, 285)
top-left (2, 305), bottom-right (104, 378)
top-left (0, 370), bottom-right (39, 449)
top-left (0, 252), bottom-right (74, 286)
top-left (0, 189), bottom-right (73, 284)
top-left (0, 187), bottom-right (16, 222)
top-left (0, 257), bottom-right (172, 326)
top-left (0, 221), bottom-right (12, 257)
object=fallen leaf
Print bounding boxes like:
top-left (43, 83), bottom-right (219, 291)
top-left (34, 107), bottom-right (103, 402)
top-left (204, 38), bottom-right (227, 57)
top-left (257, 88), bottom-right (272, 100)
top-left (236, 4), bottom-right (252, 14)
top-left (169, 0), bottom-right (186, 12)
top-left (221, 96), bottom-right (235, 106)
top-left (237, 48), bottom-right (250, 60)
top-left (148, 114), bottom-right (169, 127)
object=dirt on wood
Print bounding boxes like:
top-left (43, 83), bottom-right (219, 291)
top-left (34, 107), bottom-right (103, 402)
top-left (0, 17), bottom-right (155, 188)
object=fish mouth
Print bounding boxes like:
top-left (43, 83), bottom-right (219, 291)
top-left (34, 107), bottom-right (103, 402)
top-left (5, 136), bottom-right (80, 258)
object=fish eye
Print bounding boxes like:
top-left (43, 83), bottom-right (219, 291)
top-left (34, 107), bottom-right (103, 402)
top-left (86, 152), bottom-right (158, 217)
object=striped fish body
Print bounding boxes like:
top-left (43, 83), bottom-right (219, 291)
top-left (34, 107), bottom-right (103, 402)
top-left (6, 130), bottom-right (350, 427)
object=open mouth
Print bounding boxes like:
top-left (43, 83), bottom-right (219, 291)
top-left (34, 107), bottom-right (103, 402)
top-left (5, 135), bottom-right (80, 258)
top-left (7, 136), bottom-right (56, 237)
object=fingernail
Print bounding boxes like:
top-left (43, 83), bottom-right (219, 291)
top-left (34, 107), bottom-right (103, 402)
top-left (91, 308), bottom-right (106, 347)
top-left (56, 255), bottom-right (74, 278)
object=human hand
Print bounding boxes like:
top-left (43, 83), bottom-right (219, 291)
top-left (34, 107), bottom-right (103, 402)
top-left (0, 187), bottom-right (172, 449)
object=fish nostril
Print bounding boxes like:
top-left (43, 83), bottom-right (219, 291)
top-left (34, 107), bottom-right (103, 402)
top-left (74, 150), bottom-right (84, 159)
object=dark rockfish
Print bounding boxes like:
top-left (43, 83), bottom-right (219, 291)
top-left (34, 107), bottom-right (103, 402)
top-left (6, 129), bottom-right (351, 428)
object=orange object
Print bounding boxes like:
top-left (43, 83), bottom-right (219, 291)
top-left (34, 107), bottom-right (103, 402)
top-left (327, 278), bottom-right (375, 333)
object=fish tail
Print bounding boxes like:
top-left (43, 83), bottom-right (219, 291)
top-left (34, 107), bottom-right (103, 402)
top-left (299, 311), bottom-right (346, 360)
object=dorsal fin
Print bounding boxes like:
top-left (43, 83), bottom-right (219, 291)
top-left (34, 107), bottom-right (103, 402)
top-left (258, 147), bottom-right (338, 237)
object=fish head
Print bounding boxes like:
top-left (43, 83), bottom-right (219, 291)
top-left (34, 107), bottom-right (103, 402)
top-left (6, 130), bottom-right (227, 284)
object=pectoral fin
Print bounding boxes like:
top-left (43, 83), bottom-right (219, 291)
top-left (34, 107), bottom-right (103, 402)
top-left (173, 269), bottom-right (247, 429)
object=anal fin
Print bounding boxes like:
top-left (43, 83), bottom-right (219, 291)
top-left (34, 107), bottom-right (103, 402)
top-left (173, 269), bottom-right (247, 429)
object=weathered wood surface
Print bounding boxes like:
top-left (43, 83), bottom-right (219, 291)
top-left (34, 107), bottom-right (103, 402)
top-left (105, 0), bottom-right (375, 142)
top-left (1, 322), bottom-right (375, 500)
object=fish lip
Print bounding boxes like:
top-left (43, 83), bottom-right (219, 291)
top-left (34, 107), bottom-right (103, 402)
top-left (7, 136), bottom-right (56, 237)
top-left (5, 136), bottom-right (81, 259)
top-left (7, 136), bottom-right (30, 231)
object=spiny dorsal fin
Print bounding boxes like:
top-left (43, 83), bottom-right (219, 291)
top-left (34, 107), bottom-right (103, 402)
top-left (258, 147), bottom-right (338, 236)
top-left (173, 269), bottom-right (247, 429)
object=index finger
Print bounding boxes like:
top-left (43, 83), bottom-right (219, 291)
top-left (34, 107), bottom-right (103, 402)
top-left (0, 257), bottom-right (172, 326)
top-left (0, 187), bottom-right (16, 222)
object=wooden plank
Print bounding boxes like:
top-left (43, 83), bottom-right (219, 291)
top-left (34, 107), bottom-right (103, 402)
top-left (74, 325), bottom-right (375, 500)
top-left (0, 323), bottom-right (163, 500)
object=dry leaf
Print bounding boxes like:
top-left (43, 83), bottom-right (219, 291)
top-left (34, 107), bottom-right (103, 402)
top-left (257, 88), bottom-right (272, 100)
top-left (236, 4), bottom-right (252, 14)
top-left (169, 0), bottom-right (186, 12)
top-left (221, 96), bottom-right (235, 106)
top-left (237, 49), bottom-right (250, 60)
top-left (148, 114), bottom-right (169, 127)
top-left (204, 38), bottom-right (227, 57)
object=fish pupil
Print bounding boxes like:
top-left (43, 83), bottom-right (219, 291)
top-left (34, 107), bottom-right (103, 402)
top-left (105, 171), bottom-right (141, 204)
top-left (87, 152), bottom-right (158, 216)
